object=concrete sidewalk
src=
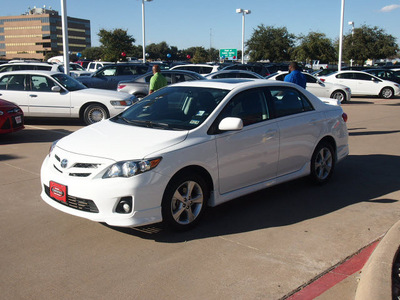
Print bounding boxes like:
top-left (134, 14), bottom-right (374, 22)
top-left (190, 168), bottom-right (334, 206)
top-left (286, 220), bottom-right (400, 300)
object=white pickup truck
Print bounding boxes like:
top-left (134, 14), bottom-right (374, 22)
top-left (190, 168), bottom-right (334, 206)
top-left (306, 60), bottom-right (335, 70)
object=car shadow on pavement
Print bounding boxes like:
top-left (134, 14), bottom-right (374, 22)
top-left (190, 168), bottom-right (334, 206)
top-left (107, 153), bottom-right (400, 243)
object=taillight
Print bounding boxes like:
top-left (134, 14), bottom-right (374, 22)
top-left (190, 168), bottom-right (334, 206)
top-left (342, 112), bottom-right (348, 122)
top-left (320, 78), bottom-right (325, 82)
top-left (118, 84), bottom-right (126, 90)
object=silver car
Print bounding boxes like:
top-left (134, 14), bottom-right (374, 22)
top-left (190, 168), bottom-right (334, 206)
top-left (117, 70), bottom-right (206, 99)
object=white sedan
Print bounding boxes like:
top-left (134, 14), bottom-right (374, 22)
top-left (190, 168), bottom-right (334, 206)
top-left (267, 71), bottom-right (351, 102)
top-left (0, 71), bottom-right (136, 124)
top-left (320, 70), bottom-right (400, 99)
top-left (40, 79), bottom-right (349, 230)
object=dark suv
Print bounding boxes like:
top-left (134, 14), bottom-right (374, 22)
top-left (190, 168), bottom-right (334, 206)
top-left (77, 63), bottom-right (152, 90)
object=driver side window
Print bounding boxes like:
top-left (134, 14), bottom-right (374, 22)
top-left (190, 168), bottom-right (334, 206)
top-left (98, 66), bottom-right (117, 77)
top-left (219, 88), bottom-right (269, 126)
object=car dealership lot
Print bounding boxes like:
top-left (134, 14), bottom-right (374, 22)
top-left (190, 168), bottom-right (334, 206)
top-left (1, 97), bottom-right (400, 299)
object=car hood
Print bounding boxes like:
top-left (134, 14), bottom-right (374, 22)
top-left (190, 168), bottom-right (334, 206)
top-left (56, 119), bottom-right (189, 161)
top-left (71, 88), bottom-right (131, 100)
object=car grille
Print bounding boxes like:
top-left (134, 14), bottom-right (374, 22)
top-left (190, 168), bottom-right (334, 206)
top-left (44, 184), bottom-right (99, 213)
top-left (53, 154), bottom-right (101, 177)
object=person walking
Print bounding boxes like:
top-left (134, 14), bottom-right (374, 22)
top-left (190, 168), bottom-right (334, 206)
top-left (284, 62), bottom-right (306, 89)
top-left (149, 65), bottom-right (167, 94)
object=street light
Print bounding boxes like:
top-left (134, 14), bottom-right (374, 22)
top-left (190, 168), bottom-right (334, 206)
top-left (348, 21), bottom-right (355, 67)
top-left (348, 21), bottom-right (354, 36)
top-left (142, 0), bottom-right (153, 63)
top-left (236, 8), bottom-right (251, 64)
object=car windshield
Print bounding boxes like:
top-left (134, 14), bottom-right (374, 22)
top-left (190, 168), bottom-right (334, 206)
top-left (52, 73), bottom-right (87, 91)
top-left (112, 86), bottom-right (229, 130)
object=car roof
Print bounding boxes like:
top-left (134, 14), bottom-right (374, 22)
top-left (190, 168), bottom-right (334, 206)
top-left (170, 78), bottom-right (301, 91)
top-left (0, 62), bottom-right (54, 67)
top-left (0, 70), bottom-right (62, 76)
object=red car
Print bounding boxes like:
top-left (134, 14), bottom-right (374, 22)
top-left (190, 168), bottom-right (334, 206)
top-left (0, 98), bottom-right (24, 134)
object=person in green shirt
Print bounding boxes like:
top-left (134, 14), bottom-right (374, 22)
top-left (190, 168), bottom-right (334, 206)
top-left (149, 65), bottom-right (167, 94)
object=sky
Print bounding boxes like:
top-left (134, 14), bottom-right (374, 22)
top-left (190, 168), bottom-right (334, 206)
top-left (2, 0), bottom-right (400, 51)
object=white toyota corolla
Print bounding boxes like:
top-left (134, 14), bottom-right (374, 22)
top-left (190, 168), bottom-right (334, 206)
top-left (40, 79), bottom-right (349, 230)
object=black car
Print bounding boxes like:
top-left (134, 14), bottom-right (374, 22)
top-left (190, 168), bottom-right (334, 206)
top-left (77, 63), bottom-right (152, 90)
top-left (363, 69), bottom-right (400, 84)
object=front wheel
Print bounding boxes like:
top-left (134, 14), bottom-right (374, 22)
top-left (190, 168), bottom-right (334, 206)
top-left (310, 142), bottom-right (335, 184)
top-left (380, 87), bottom-right (394, 99)
top-left (83, 104), bottom-right (109, 125)
top-left (162, 172), bottom-right (209, 231)
top-left (331, 90), bottom-right (346, 102)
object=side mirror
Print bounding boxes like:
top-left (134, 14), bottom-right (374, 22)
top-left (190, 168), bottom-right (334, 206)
top-left (51, 86), bottom-right (61, 92)
top-left (218, 117), bottom-right (243, 131)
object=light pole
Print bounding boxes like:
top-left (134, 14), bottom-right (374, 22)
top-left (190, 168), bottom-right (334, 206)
top-left (236, 8), bottom-right (251, 64)
top-left (338, 0), bottom-right (345, 72)
top-left (348, 21), bottom-right (354, 67)
top-left (142, 0), bottom-right (153, 63)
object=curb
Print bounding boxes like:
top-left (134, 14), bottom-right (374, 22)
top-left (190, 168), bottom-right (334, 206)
top-left (355, 220), bottom-right (400, 300)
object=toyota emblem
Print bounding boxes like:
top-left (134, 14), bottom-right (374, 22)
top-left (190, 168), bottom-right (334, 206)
top-left (60, 159), bottom-right (68, 169)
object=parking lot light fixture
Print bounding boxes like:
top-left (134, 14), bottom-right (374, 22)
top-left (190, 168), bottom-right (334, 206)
top-left (142, 0), bottom-right (153, 63)
top-left (236, 8), bottom-right (251, 64)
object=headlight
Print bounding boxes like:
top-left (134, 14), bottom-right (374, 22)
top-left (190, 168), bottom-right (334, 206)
top-left (49, 139), bottom-right (59, 157)
top-left (110, 100), bottom-right (134, 106)
top-left (103, 157), bottom-right (162, 178)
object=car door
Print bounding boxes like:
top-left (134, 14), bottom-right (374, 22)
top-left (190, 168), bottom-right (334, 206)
top-left (0, 74), bottom-right (30, 113)
top-left (304, 73), bottom-right (329, 97)
top-left (269, 86), bottom-right (323, 177)
top-left (26, 74), bottom-right (71, 117)
top-left (353, 72), bottom-right (382, 95)
top-left (90, 65), bottom-right (118, 89)
top-left (214, 88), bottom-right (279, 194)
top-left (333, 72), bottom-right (360, 94)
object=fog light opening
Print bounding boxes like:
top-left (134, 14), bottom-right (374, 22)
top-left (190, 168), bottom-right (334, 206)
top-left (116, 197), bottom-right (132, 214)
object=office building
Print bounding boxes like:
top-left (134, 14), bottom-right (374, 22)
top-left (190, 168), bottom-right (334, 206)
top-left (0, 6), bottom-right (91, 60)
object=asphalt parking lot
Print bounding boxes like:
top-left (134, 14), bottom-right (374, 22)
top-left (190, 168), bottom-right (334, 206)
top-left (1, 96), bottom-right (400, 299)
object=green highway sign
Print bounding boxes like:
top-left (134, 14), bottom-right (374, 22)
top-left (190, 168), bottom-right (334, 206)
top-left (220, 48), bottom-right (237, 60)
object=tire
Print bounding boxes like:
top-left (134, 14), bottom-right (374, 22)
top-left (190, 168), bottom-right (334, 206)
top-left (380, 87), bottom-right (394, 99)
top-left (310, 141), bottom-right (335, 185)
top-left (135, 94), bottom-right (146, 100)
top-left (162, 172), bottom-right (209, 231)
top-left (330, 90), bottom-right (346, 103)
top-left (83, 104), bottom-right (109, 125)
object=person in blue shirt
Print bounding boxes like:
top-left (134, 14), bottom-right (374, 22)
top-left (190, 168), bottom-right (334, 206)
top-left (284, 62), bottom-right (306, 89)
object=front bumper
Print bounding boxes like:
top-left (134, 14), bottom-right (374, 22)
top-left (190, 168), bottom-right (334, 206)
top-left (40, 148), bottom-right (168, 228)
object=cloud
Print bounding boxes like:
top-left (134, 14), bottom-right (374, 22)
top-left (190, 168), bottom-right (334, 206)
top-left (380, 4), bottom-right (400, 12)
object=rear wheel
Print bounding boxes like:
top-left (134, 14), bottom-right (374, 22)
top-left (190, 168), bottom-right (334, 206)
top-left (83, 104), bottom-right (109, 125)
top-left (380, 87), bottom-right (394, 99)
top-left (135, 93), bottom-right (146, 100)
top-left (310, 141), bottom-right (335, 184)
top-left (331, 90), bottom-right (346, 102)
top-left (162, 172), bottom-right (209, 231)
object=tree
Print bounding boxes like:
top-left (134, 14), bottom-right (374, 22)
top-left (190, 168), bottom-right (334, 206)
top-left (291, 32), bottom-right (337, 64)
top-left (246, 25), bottom-right (295, 62)
top-left (342, 25), bottom-right (399, 65)
top-left (98, 28), bottom-right (135, 62)
top-left (81, 47), bottom-right (103, 60)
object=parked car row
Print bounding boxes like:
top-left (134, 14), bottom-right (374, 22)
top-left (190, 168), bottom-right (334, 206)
top-left (1, 60), bottom-right (399, 133)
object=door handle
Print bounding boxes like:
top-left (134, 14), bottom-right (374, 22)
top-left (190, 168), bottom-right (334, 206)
top-left (29, 94), bottom-right (38, 97)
